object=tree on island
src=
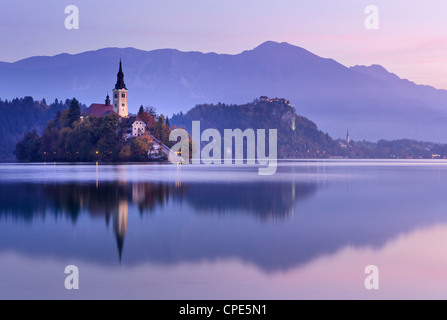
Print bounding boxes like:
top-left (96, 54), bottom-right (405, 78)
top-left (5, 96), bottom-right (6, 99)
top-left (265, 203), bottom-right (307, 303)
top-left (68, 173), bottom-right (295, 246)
top-left (13, 96), bottom-right (447, 161)
top-left (131, 134), bottom-right (153, 161)
top-left (14, 130), bottom-right (42, 162)
top-left (66, 98), bottom-right (81, 127)
top-left (138, 106), bottom-right (156, 129)
top-left (15, 98), bottom-right (174, 162)
top-left (0, 97), bottom-right (72, 160)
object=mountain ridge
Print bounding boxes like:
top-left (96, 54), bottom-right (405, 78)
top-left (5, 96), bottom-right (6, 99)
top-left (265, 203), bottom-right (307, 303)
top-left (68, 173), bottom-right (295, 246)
top-left (1, 41), bottom-right (447, 142)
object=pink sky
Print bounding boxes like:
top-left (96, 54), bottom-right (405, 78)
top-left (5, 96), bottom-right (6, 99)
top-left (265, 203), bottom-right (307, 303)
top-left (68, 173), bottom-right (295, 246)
top-left (1, 0), bottom-right (447, 89)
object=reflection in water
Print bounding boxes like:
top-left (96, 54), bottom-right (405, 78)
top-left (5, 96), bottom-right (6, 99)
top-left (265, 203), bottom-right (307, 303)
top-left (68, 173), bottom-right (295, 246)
top-left (0, 182), bottom-right (179, 218)
top-left (115, 200), bottom-right (128, 262)
top-left (3, 162), bottom-right (447, 273)
top-left (184, 183), bottom-right (314, 219)
top-left (0, 180), bottom-right (317, 262)
top-left (3, 163), bottom-right (447, 298)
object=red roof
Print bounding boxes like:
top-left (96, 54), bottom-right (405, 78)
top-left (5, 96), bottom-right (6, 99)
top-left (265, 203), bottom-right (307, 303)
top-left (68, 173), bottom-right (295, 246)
top-left (102, 110), bottom-right (119, 117)
top-left (84, 104), bottom-right (113, 117)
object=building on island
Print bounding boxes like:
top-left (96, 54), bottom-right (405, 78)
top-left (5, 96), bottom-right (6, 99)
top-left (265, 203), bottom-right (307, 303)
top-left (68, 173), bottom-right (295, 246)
top-left (113, 60), bottom-right (128, 118)
top-left (83, 59), bottom-right (172, 158)
top-left (84, 59), bottom-right (128, 118)
top-left (123, 116), bottom-right (146, 139)
top-left (83, 95), bottom-right (118, 117)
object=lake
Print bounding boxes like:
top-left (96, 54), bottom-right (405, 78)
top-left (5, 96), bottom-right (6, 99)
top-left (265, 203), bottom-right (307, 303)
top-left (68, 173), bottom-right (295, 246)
top-left (1, 160), bottom-right (447, 299)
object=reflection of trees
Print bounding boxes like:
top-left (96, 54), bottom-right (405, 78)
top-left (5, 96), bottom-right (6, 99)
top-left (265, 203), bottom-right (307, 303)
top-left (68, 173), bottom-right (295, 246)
top-left (0, 181), bottom-right (318, 261)
top-left (0, 183), bottom-right (49, 220)
top-left (0, 181), bottom-right (317, 221)
top-left (0, 182), bottom-right (184, 262)
top-left (45, 182), bottom-right (179, 222)
top-left (183, 182), bottom-right (317, 220)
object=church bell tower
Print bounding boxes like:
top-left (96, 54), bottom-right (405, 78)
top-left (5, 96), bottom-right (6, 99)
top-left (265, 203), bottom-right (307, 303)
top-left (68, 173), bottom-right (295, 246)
top-left (113, 59), bottom-right (128, 118)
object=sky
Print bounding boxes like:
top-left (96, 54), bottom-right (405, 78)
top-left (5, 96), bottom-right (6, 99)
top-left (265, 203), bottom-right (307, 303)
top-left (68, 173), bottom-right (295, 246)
top-left (1, 0), bottom-right (447, 89)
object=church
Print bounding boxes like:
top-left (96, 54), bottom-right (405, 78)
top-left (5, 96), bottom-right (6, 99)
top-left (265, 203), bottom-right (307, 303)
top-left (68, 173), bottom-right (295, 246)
top-left (83, 60), bottom-right (172, 158)
top-left (83, 59), bottom-right (147, 138)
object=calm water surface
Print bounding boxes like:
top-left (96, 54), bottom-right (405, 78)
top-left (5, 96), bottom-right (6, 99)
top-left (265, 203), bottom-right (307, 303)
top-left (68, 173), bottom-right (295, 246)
top-left (1, 160), bottom-right (447, 299)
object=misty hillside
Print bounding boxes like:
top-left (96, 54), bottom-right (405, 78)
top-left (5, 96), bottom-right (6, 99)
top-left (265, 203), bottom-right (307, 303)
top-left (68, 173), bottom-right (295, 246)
top-left (1, 41), bottom-right (447, 141)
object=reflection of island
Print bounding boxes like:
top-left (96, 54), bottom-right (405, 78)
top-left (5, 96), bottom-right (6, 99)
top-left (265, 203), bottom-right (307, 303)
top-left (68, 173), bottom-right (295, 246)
top-left (2, 171), bottom-right (447, 272)
top-left (0, 180), bottom-right (316, 262)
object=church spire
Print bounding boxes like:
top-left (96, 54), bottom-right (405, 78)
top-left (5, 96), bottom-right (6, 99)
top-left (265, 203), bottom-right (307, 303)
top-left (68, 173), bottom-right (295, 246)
top-left (112, 59), bottom-right (129, 118)
top-left (115, 59), bottom-right (127, 90)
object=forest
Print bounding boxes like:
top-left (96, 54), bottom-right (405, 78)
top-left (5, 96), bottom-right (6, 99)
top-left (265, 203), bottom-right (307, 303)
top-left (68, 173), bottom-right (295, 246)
top-left (0, 97), bottom-right (75, 160)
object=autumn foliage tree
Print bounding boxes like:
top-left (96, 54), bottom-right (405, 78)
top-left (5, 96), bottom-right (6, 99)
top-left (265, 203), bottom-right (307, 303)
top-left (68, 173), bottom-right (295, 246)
top-left (138, 106), bottom-right (155, 129)
top-left (14, 98), bottom-right (175, 162)
top-left (131, 134), bottom-right (153, 161)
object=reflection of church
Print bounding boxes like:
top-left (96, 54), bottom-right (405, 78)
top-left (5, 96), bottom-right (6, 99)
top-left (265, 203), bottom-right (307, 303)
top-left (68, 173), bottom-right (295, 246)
top-left (108, 182), bottom-right (180, 262)
top-left (113, 199), bottom-right (128, 262)
top-left (107, 181), bottom-right (310, 261)
top-left (12, 179), bottom-right (312, 263)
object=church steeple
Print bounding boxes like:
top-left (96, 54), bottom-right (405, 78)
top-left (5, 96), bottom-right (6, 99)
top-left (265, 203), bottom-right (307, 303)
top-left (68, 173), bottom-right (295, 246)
top-left (112, 59), bottom-right (129, 118)
top-left (115, 59), bottom-right (127, 90)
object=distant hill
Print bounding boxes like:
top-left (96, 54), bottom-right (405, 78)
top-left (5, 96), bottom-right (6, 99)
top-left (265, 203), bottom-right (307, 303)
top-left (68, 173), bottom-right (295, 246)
top-left (0, 97), bottom-right (70, 160)
top-left (171, 98), bottom-right (340, 158)
top-left (1, 41), bottom-right (447, 141)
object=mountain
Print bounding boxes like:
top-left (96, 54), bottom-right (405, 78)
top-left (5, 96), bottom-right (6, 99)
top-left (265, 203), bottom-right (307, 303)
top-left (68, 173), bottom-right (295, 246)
top-left (1, 41), bottom-right (447, 141)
